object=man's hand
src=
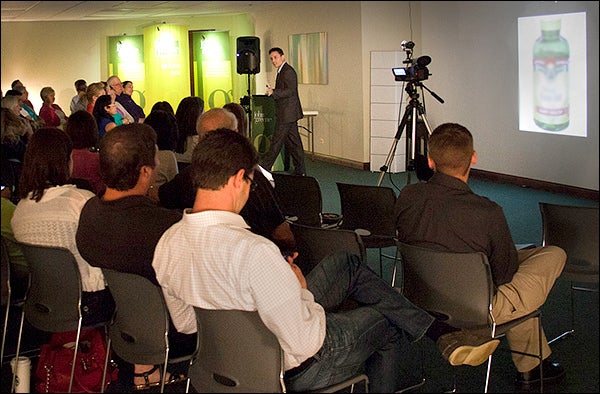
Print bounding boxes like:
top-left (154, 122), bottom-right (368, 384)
top-left (284, 252), bottom-right (307, 289)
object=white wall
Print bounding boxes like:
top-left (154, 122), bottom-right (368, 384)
top-left (1, 1), bottom-right (598, 191)
top-left (418, 1), bottom-right (598, 190)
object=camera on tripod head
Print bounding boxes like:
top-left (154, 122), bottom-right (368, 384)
top-left (392, 40), bottom-right (431, 83)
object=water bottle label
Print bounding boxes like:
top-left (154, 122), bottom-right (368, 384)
top-left (533, 57), bottom-right (569, 129)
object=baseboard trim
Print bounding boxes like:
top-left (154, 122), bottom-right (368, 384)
top-left (309, 154), bottom-right (599, 201)
top-left (309, 153), bottom-right (369, 170)
top-left (470, 169), bottom-right (599, 201)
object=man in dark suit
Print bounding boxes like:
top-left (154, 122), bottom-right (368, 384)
top-left (262, 47), bottom-right (306, 176)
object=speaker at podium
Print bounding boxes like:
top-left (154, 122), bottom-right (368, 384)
top-left (250, 95), bottom-right (286, 171)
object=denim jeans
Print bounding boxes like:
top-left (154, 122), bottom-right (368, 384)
top-left (284, 252), bottom-right (435, 392)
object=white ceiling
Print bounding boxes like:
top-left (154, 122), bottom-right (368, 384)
top-left (1, 1), bottom-right (287, 22)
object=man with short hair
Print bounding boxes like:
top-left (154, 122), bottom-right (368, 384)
top-left (394, 122), bottom-right (567, 388)
top-left (108, 75), bottom-right (145, 123)
top-left (153, 128), bottom-right (502, 393)
top-left (76, 123), bottom-right (196, 389)
top-left (159, 107), bottom-right (296, 253)
top-left (262, 47), bottom-right (306, 175)
top-left (70, 79), bottom-right (88, 114)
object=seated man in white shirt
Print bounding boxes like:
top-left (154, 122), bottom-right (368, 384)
top-left (152, 128), bottom-right (500, 393)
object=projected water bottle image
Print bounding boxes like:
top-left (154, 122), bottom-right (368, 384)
top-left (533, 18), bottom-right (569, 131)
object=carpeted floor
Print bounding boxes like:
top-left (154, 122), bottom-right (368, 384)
top-left (2, 158), bottom-right (598, 393)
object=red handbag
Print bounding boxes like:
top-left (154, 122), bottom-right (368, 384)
top-left (35, 328), bottom-right (118, 393)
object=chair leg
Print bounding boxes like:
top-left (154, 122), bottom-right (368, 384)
top-left (160, 347), bottom-right (170, 393)
top-left (68, 321), bottom-right (84, 393)
top-left (1, 292), bottom-right (9, 365)
top-left (538, 315), bottom-right (543, 393)
top-left (484, 354), bottom-right (493, 393)
top-left (11, 309), bottom-right (25, 392)
top-left (101, 334), bottom-right (111, 393)
top-left (548, 282), bottom-right (575, 344)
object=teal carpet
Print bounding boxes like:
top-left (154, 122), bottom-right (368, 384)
top-left (2, 159), bottom-right (597, 393)
top-left (301, 158), bottom-right (599, 393)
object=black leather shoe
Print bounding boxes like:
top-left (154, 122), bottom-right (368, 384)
top-left (516, 359), bottom-right (565, 387)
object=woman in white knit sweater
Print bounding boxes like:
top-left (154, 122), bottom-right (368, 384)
top-left (11, 127), bottom-right (114, 325)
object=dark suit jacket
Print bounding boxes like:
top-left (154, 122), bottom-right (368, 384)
top-left (271, 62), bottom-right (303, 123)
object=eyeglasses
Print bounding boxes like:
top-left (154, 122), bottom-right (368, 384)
top-left (243, 172), bottom-right (258, 192)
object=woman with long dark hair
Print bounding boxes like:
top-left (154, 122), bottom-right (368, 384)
top-left (11, 127), bottom-right (114, 325)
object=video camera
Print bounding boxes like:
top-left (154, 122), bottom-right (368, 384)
top-left (392, 40), bottom-right (431, 83)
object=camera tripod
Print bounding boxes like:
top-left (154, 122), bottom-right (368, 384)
top-left (377, 81), bottom-right (440, 187)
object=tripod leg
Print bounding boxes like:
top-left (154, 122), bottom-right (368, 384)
top-left (412, 108), bottom-right (435, 182)
top-left (406, 105), bottom-right (419, 185)
top-left (377, 103), bottom-right (413, 186)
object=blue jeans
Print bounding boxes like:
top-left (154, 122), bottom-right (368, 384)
top-left (284, 252), bottom-right (435, 392)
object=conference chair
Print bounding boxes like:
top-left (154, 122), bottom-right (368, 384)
top-left (100, 269), bottom-right (199, 393)
top-left (336, 182), bottom-right (399, 280)
top-left (14, 242), bottom-right (111, 393)
top-left (1, 235), bottom-right (29, 368)
top-left (272, 173), bottom-right (342, 229)
top-left (189, 307), bottom-right (369, 393)
top-left (397, 242), bottom-right (544, 393)
top-left (289, 222), bottom-right (366, 275)
top-left (539, 202), bottom-right (599, 344)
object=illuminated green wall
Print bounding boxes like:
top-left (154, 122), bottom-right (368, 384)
top-left (107, 16), bottom-right (255, 115)
top-left (192, 30), bottom-right (233, 110)
top-left (143, 24), bottom-right (191, 113)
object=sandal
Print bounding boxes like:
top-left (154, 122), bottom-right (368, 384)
top-left (133, 365), bottom-right (185, 390)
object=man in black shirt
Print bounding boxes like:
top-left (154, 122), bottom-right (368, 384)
top-left (394, 122), bottom-right (567, 388)
top-left (76, 124), bottom-right (195, 389)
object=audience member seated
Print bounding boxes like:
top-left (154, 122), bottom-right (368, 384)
top-left (85, 82), bottom-right (106, 114)
top-left (223, 102), bottom-right (249, 138)
top-left (150, 101), bottom-right (175, 116)
top-left (119, 80), bottom-right (146, 123)
top-left (76, 123), bottom-right (197, 390)
top-left (143, 110), bottom-right (179, 201)
top-left (1, 175), bottom-right (29, 298)
top-left (2, 100), bottom-right (32, 200)
top-left (38, 86), bottom-right (68, 130)
top-left (8, 86), bottom-right (45, 130)
top-left (106, 76), bottom-right (138, 123)
top-left (174, 96), bottom-right (204, 169)
top-left (65, 110), bottom-right (105, 196)
top-left (152, 128), bottom-right (501, 393)
top-left (159, 108), bottom-right (295, 253)
top-left (10, 80), bottom-right (34, 110)
top-left (3, 92), bottom-right (38, 134)
top-left (11, 127), bottom-right (114, 327)
top-left (223, 102), bottom-right (274, 187)
top-left (70, 79), bottom-right (88, 114)
top-left (394, 122), bottom-right (567, 388)
top-left (93, 94), bottom-right (118, 140)
top-left (103, 81), bottom-right (131, 126)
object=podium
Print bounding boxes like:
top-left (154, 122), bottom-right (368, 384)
top-left (250, 95), bottom-right (286, 171)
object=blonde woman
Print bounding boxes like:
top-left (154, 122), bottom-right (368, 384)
top-left (38, 86), bottom-right (68, 130)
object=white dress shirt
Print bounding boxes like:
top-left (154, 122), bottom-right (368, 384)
top-left (153, 209), bottom-right (326, 370)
